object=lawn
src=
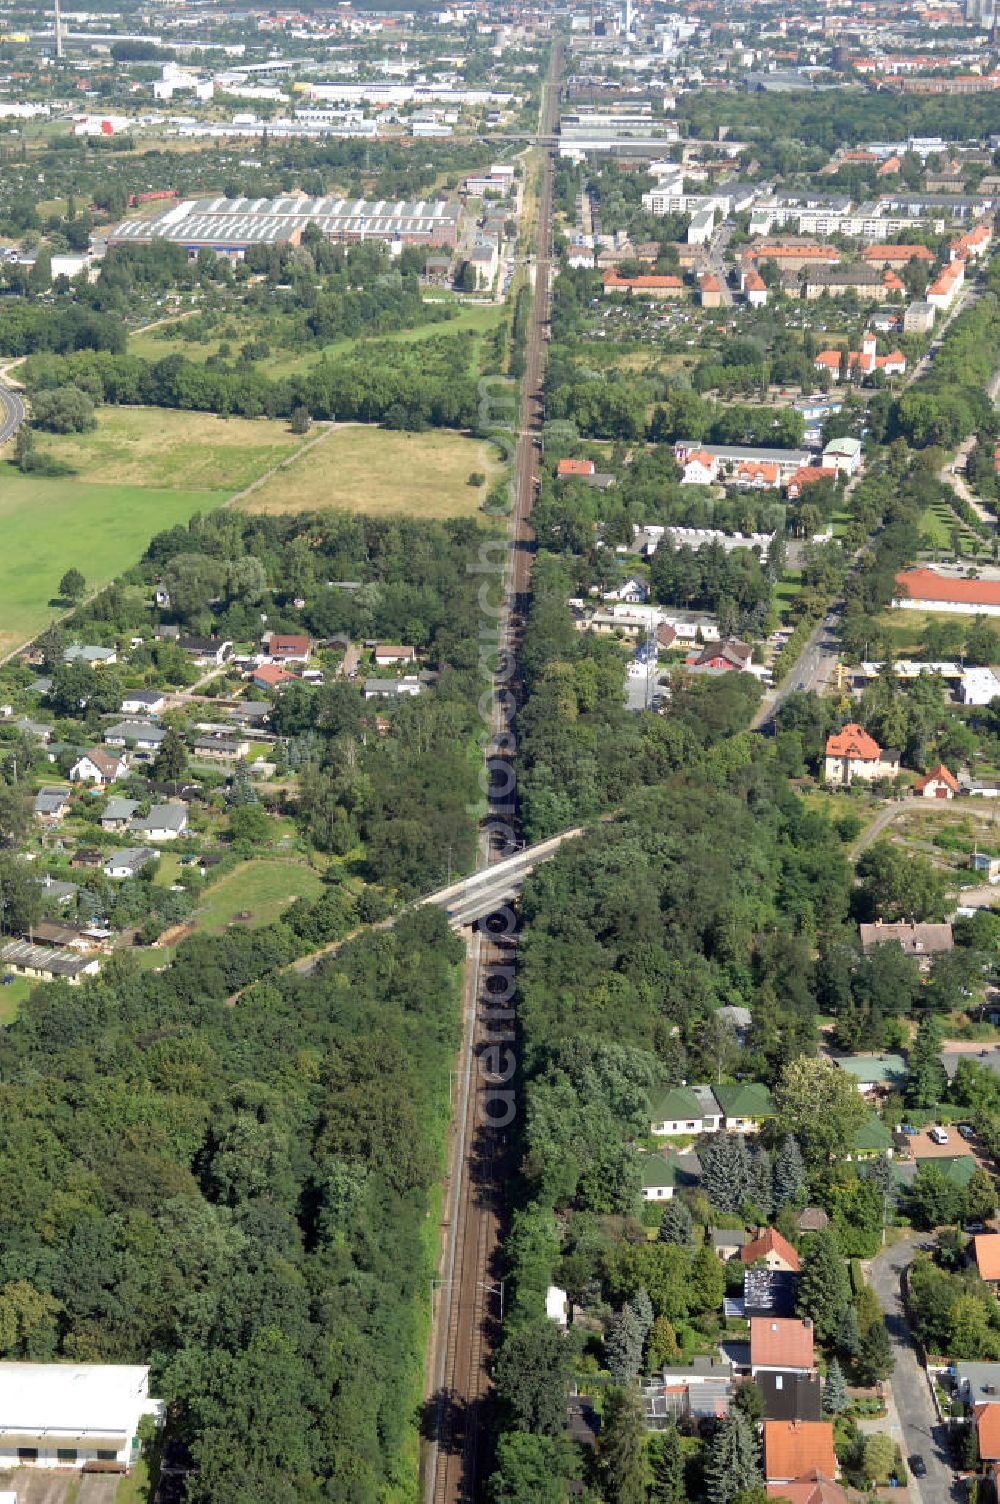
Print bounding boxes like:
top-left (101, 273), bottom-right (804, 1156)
top-left (0, 470), bottom-right (226, 656)
top-left (0, 975), bottom-right (33, 1024)
top-left (244, 424), bottom-right (506, 519)
top-left (33, 407), bottom-right (305, 492)
top-left (873, 606), bottom-right (975, 655)
top-left (194, 859), bottom-right (325, 933)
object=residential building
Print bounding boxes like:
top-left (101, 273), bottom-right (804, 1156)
top-left (674, 442), bottom-right (812, 480)
top-left (849, 1112), bottom-right (894, 1160)
top-left (699, 272), bottom-right (723, 307)
top-left (712, 1080), bottom-right (775, 1129)
top-left (824, 724), bottom-right (899, 785)
top-left (750, 1318), bottom-right (815, 1376)
top-left (557, 458), bottom-right (596, 478)
top-left (975, 1404), bottom-right (1000, 1466)
top-left (758, 1371), bottom-right (822, 1424)
top-left (951, 222), bottom-right (991, 260)
top-left (712, 1229), bottom-right (749, 1262)
top-left (639, 1148), bottom-right (701, 1201)
top-left (859, 920), bottom-right (953, 960)
top-left (103, 721), bottom-right (167, 754)
top-left (373, 645), bottom-right (417, 666)
top-left (120, 690), bottom-right (166, 716)
top-left (805, 266), bottom-right (901, 301)
top-left (33, 787), bottom-right (70, 823)
top-left (191, 735), bottom-right (249, 761)
top-left (689, 641), bottom-right (754, 673)
top-left (894, 568), bottom-right (1000, 616)
top-left (832, 1053), bottom-right (908, 1095)
top-left (956, 1361), bottom-right (1000, 1407)
top-left (744, 1266), bottom-right (798, 1321)
top-left (103, 847), bottom-right (158, 880)
top-left (742, 1228), bottom-right (800, 1273)
top-left (650, 1085), bottom-right (720, 1136)
top-left (101, 798), bottom-right (140, 831)
top-left (177, 636), bottom-right (233, 665)
top-left (640, 1358), bottom-right (734, 1426)
top-left (70, 748), bottom-right (128, 786)
top-left (678, 450), bottom-right (719, 486)
top-left (754, 243), bottom-right (840, 272)
top-left (927, 258), bottom-right (965, 309)
top-left (732, 461), bottom-right (780, 489)
top-left (128, 804), bottom-right (188, 841)
top-left (63, 644), bottom-right (117, 668)
top-left (822, 436), bottom-right (863, 475)
top-left (795, 1208), bottom-right (830, 1234)
top-left (914, 763), bottom-right (958, 799)
top-left (763, 1424), bottom-right (837, 1486)
top-left (363, 677), bottom-right (426, 701)
top-left (785, 465), bottom-right (837, 500)
top-left (0, 1361), bottom-right (163, 1469)
top-left (903, 300), bottom-right (936, 333)
top-left (252, 664), bottom-right (296, 691)
top-left (263, 633), bottom-right (311, 663)
top-left (861, 244), bottom-right (935, 268)
top-left (744, 269), bottom-right (767, 306)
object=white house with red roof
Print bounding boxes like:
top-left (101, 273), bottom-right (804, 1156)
top-left (678, 450), bottom-right (719, 485)
top-left (824, 724), bottom-right (900, 786)
top-left (893, 568), bottom-right (1000, 617)
top-left (914, 763), bottom-right (958, 799)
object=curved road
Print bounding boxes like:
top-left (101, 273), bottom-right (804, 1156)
top-left (0, 383), bottom-right (26, 444)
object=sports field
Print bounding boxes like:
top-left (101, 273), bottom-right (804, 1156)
top-left (33, 407), bottom-right (304, 491)
top-left (244, 424), bottom-right (507, 518)
top-left (0, 471), bottom-right (224, 655)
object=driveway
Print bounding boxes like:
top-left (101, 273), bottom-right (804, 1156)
top-left (867, 1238), bottom-right (962, 1503)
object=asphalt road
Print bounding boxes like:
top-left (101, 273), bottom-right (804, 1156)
top-left (0, 383), bottom-right (25, 444)
top-left (868, 1237), bottom-right (962, 1504)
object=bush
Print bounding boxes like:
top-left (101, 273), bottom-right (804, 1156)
top-left (30, 385), bottom-right (97, 434)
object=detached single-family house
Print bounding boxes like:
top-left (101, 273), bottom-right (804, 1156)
top-left (177, 636), bottom-right (233, 666)
top-left (914, 763), bottom-right (958, 799)
top-left (252, 664), bottom-right (296, 691)
top-left (373, 645), bottom-right (417, 667)
top-left (639, 1148), bottom-right (701, 1202)
top-left (823, 724), bottom-right (899, 786)
top-left (120, 690), bottom-right (166, 717)
top-left (103, 847), bottom-right (158, 880)
top-left (191, 735), bottom-right (249, 762)
top-left (0, 1361), bottom-right (164, 1470)
top-left (832, 1052), bottom-right (908, 1096)
top-left (557, 458), bottom-right (596, 479)
top-left (742, 1228), bottom-right (800, 1274)
top-left (848, 1112), bottom-right (894, 1161)
top-left (33, 786), bottom-right (70, 823)
top-left (763, 1422), bottom-right (837, 1486)
top-left (64, 644), bottom-right (117, 668)
top-left (641, 1358), bottom-right (735, 1426)
top-left (689, 640), bottom-right (753, 674)
top-left (821, 436), bottom-right (863, 476)
top-left (712, 1228), bottom-right (749, 1262)
top-left (103, 721), bottom-right (167, 755)
top-left (650, 1085), bottom-right (722, 1137)
top-left (858, 921), bottom-right (953, 963)
top-left (129, 804), bottom-right (188, 842)
top-left (70, 748), bottom-right (128, 786)
top-left (750, 1318), bottom-right (815, 1377)
top-left (264, 633), bottom-right (311, 664)
top-left (678, 450), bottom-right (719, 486)
top-left (102, 798), bottom-right (140, 831)
top-left (713, 1082), bottom-right (775, 1131)
top-left (363, 677), bottom-right (426, 701)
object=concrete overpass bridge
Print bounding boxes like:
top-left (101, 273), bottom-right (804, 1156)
top-left (420, 826), bottom-right (584, 927)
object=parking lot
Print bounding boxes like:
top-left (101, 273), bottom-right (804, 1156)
top-left (906, 1127), bottom-right (977, 1161)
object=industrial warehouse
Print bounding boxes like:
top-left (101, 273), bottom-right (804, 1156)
top-left (107, 194), bottom-right (461, 256)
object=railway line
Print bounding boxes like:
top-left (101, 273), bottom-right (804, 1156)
top-left (423, 41), bottom-right (562, 1504)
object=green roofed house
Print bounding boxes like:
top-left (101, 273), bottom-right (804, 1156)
top-left (650, 1085), bottom-right (722, 1137)
top-left (712, 1082), bottom-right (775, 1133)
top-left (833, 1054), bottom-right (908, 1097)
top-left (849, 1112), bottom-right (895, 1161)
top-left (640, 1149), bottom-right (702, 1202)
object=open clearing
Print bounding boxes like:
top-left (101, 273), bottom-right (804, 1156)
top-left (0, 469), bottom-right (224, 655)
top-left (195, 859), bottom-right (325, 933)
top-left (34, 407), bottom-right (304, 491)
top-left (244, 424), bottom-right (506, 518)
top-left (128, 301), bottom-right (503, 380)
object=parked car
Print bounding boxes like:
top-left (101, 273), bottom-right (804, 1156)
top-left (929, 1126), bottom-right (950, 1145)
top-left (909, 1456), bottom-right (926, 1479)
top-left (958, 1123), bottom-right (976, 1141)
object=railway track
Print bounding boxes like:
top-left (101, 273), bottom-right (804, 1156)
top-left (424, 41), bottom-right (562, 1504)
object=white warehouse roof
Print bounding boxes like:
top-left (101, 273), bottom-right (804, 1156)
top-left (0, 1363), bottom-right (155, 1436)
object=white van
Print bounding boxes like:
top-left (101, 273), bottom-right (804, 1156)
top-left (929, 1126), bottom-right (950, 1145)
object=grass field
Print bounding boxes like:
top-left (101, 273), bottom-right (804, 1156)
top-left (872, 606), bottom-right (976, 655)
top-left (34, 407), bottom-right (305, 491)
top-left (0, 469), bottom-right (225, 655)
top-left (129, 302), bottom-right (503, 381)
top-left (245, 424), bottom-right (505, 518)
top-left (194, 859), bottom-right (325, 933)
top-left (0, 975), bottom-right (32, 1025)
